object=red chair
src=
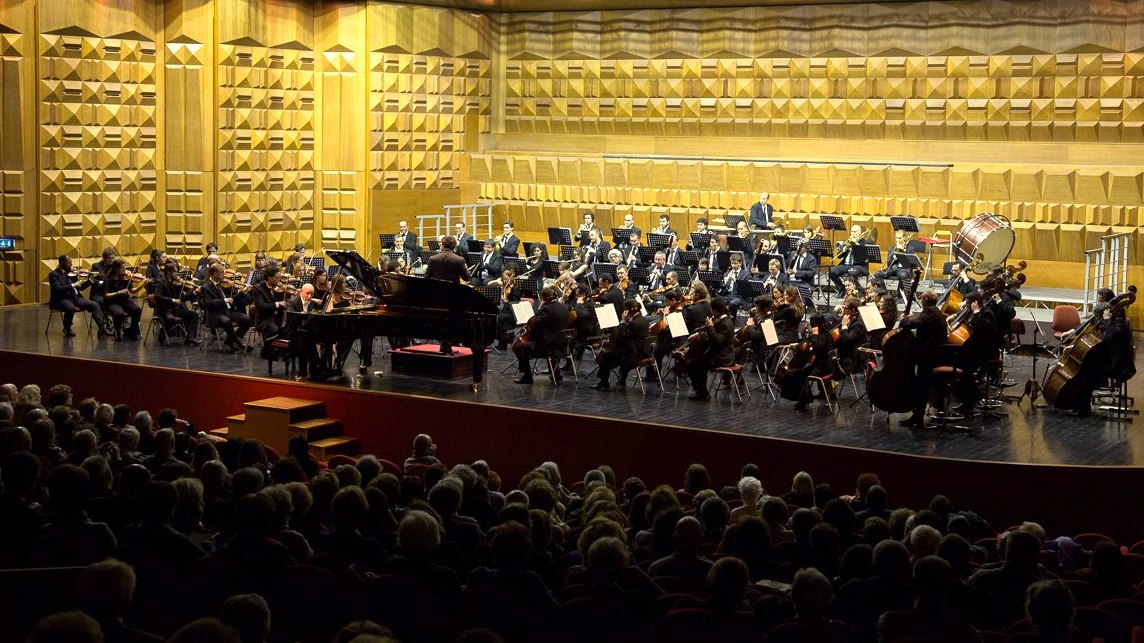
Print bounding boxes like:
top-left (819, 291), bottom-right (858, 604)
top-left (1075, 533), bottom-right (1118, 551)
top-left (1122, 553), bottom-right (1144, 587)
top-left (377, 458), bottom-right (402, 474)
top-left (264, 445), bottom-right (281, 464)
top-left (559, 597), bottom-right (646, 643)
top-left (325, 454), bottom-right (357, 468)
top-left (1051, 305), bottom-right (1081, 349)
top-left (1072, 606), bottom-right (1130, 643)
top-left (652, 576), bottom-right (704, 596)
top-left (1064, 579), bottom-right (1106, 607)
top-left (404, 462), bottom-right (430, 480)
top-left (656, 607), bottom-right (761, 643)
top-left (1099, 600), bottom-right (1144, 630)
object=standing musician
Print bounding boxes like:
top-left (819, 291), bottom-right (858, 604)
top-left (425, 236), bottom-right (469, 283)
top-left (617, 213), bottom-right (641, 241)
top-left (684, 296), bottom-right (735, 401)
top-left (734, 221), bottom-right (756, 268)
top-left (453, 221), bottom-right (474, 255)
top-left (392, 220), bottom-right (417, 252)
top-left (951, 291), bottom-right (999, 413)
top-left (748, 192), bottom-right (775, 230)
top-left (652, 214), bottom-right (677, 240)
top-left (899, 289), bottom-right (949, 428)
top-left (200, 262), bottom-right (253, 352)
top-left (471, 239), bottom-right (504, 287)
top-left (873, 230), bottom-right (914, 290)
top-left (152, 262), bottom-right (201, 347)
top-left (584, 229), bottom-right (611, 264)
top-left (512, 286), bottom-right (570, 384)
top-left (779, 313), bottom-right (836, 411)
top-left (102, 259), bottom-right (143, 341)
top-left (618, 231), bottom-right (644, 268)
top-left (521, 242), bottom-right (548, 280)
top-left (614, 265), bottom-right (638, 299)
top-left (830, 224), bottom-right (873, 294)
top-left (834, 296), bottom-right (868, 376)
top-left (498, 221), bottom-right (521, 257)
top-left (576, 211), bottom-right (602, 247)
top-left (494, 268), bottom-right (521, 351)
top-left (250, 267), bottom-right (288, 339)
top-left (49, 255), bottom-right (109, 338)
top-left (596, 274), bottom-right (625, 317)
top-left (720, 253), bottom-right (750, 318)
top-left (592, 298), bottom-right (651, 391)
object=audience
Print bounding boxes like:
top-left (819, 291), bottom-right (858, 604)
top-left (1, 378), bottom-right (1143, 643)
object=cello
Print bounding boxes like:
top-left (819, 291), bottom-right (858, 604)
top-left (867, 267), bottom-right (923, 414)
top-left (1042, 285), bottom-right (1136, 409)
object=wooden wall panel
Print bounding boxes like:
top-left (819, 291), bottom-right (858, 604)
top-left (0, 0), bottom-right (36, 304)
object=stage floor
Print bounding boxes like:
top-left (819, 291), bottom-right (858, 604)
top-left (1, 304), bottom-right (1140, 468)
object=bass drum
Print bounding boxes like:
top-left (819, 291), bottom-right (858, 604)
top-left (954, 213), bottom-right (1014, 274)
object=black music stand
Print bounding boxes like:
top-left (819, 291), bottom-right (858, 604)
top-left (325, 266), bottom-right (340, 279)
top-left (678, 250), bottom-right (700, 270)
top-left (542, 260), bottom-right (562, 279)
top-left (689, 232), bottom-right (711, 250)
top-left (475, 285), bottom-right (501, 305)
top-left (465, 252), bottom-right (482, 268)
top-left (890, 216), bottom-right (920, 233)
top-left (724, 214), bottom-right (744, 228)
top-left (807, 238), bottom-right (833, 306)
top-left (853, 245), bottom-right (879, 266)
top-left (819, 215), bottom-right (846, 232)
top-left (807, 238), bottom-right (832, 258)
top-left (593, 262), bottom-right (618, 281)
top-left (629, 266), bottom-right (650, 287)
top-left (755, 252), bottom-right (786, 273)
top-left (776, 235), bottom-right (798, 256)
top-left (518, 279), bottom-right (540, 300)
top-left (647, 232), bottom-right (673, 249)
top-left (504, 258), bottom-right (527, 276)
top-left (611, 228), bottom-right (634, 246)
top-left (558, 245), bottom-right (576, 260)
top-left (726, 236), bottom-right (745, 253)
top-left (378, 233), bottom-right (395, 249)
top-left (905, 239), bottom-right (928, 254)
top-left (303, 257), bottom-right (326, 271)
top-left (248, 269), bottom-right (266, 285)
top-left (466, 239), bottom-right (483, 253)
top-left (637, 246), bottom-right (658, 265)
top-left (547, 227), bottom-right (573, 246)
top-left (697, 270), bottom-right (722, 293)
top-left (426, 240), bottom-right (439, 252)
top-left (747, 279), bottom-right (774, 296)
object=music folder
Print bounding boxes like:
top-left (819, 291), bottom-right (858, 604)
top-left (762, 318), bottom-right (779, 346)
top-left (666, 312), bottom-right (689, 339)
top-left (511, 301), bottom-right (535, 325)
top-left (859, 303), bottom-right (886, 332)
top-left (595, 304), bottom-right (620, 330)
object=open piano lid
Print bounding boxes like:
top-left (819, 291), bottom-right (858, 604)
top-left (326, 250), bottom-right (497, 315)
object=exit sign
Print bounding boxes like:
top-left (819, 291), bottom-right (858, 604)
top-left (0, 238), bottom-right (14, 250)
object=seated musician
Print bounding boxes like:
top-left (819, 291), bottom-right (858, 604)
top-left (1070, 303), bottom-right (1136, 416)
top-left (830, 225), bottom-right (873, 294)
top-left (49, 255), bottom-right (108, 338)
top-left (653, 214), bottom-right (677, 240)
top-left (614, 265), bottom-right (638, 299)
top-left (152, 262), bottom-right (201, 346)
top-left (704, 235), bottom-right (723, 272)
top-left (145, 250), bottom-right (166, 288)
top-left (471, 239), bottom-right (504, 287)
top-left (774, 286), bottom-right (804, 345)
top-left (425, 236), bottom-right (469, 283)
top-left (521, 243), bottom-right (548, 281)
top-left (948, 261), bottom-right (977, 297)
top-left (869, 295), bottom-right (900, 350)
top-left (618, 232), bottom-right (644, 268)
top-left (952, 291), bottom-right (999, 414)
top-left (194, 251), bottom-right (221, 282)
top-left (779, 313), bottom-right (836, 411)
top-left (758, 258), bottom-right (790, 293)
top-left (576, 211), bottom-right (602, 247)
top-left (873, 230), bottom-right (913, 289)
top-left (787, 239), bottom-right (819, 286)
top-left (565, 249), bottom-right (591, 288)
top-left (285, 284), bottom-right (334, 381)
top-left (311, 268), bottom-right (330, 309)
top-left (734, 294), bottom-right (774, 366)
top-left (734, 221), bottom-right (756, 268)
top-left (899, 289), bottom-right (949, 428)
top-left (684, 281), bottom-right (713, 332)
top-left (102, 259), bottom-right (143, 341)
top-left (593, 298), bottom-right (651, 391)
top-left (684, 296), bottom-right (735, 402)
top-left (90, 247), bottom-right (118, 307)
top-left (251, 267), bottom-right (288, 339)
top-left (512, 286), bottom-right (570, 384)
top-left (495, 268), bottom-right (521, 351)
top-left (645, 252), bottom-right (671, 296)
top-left (606, 248), bottom-right (624, 265)
top-left (565, 284), bottom-right (600, 370)
top-left (199, 263), bottom-right (252, 352)
top-left (253, 250), bottom-right (269, 271)
top-left (693, 217), bottom-right (709, 237)
top-left (720, 253), bottom-right (750, 318)
top-left (662, 236), bottom-right (684, 271)
top-left (617, 213), bottom-right (641, 241)
top-left (193, 242), bottom-right (219, 281)
top-left (596, 274), bottom-right (625, 317)
top-left (648, 289), bottom-right (685, 378)
top-left (498, 220), bottom-right (521, 257)
top-left (834, 296), bottom-right (868, 376)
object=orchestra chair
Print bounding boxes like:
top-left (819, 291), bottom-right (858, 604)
top-left (199, 324), bottom-right (229, 352)
top-left (144, 295), bottom-right (187, 347)
top-left (801, 350), bottom-right (839, 413)
top-left (743, 346), bottom-right (777, 402)
top-left (1096, 377), bottom-right (1138, 422)
top-left (619, 336), bottom-right (664, 394)
top-left (710, 361), bottom-right (750, 402)
top-left (44, 302), bottom-right (97, 336)
top-left (532, 328), bottom-right (579, 385)
top-left (1050, 305), bottom-right (1081, 355)
top-left (928, 344), bottom-right (970, 430)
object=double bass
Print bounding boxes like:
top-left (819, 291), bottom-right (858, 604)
top-left (1042, 285), bottom-right (1136, 409)
top-left (867, 267), bottom-right (923, 414)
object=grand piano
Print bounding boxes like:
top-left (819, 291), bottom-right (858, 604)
top-left (282, 250), bottom-right (499, 390)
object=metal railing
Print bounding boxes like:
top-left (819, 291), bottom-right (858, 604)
top-left (415, 203), bottom-right (496, 247)
top-left (1082, 232), bottom-right (1131, 315)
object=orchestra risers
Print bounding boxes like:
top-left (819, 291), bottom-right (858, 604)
top-left (309, 437), bottom-right (362, 461)
top-left (205, 427), bottom-right (229, 442)
top-left (231, 397), bottom-right (328, 454)
top-left (388, 344), bottom-right (492, 379)
top-left (289, 417), bottom-right (345, 443)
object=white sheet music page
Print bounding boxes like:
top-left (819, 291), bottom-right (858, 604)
top-left (596, 304), bottom-right (620, 329)
top-left (762, 318), bottom-right (779, 346)
top-left (859, 303), bottom-right (886, 331)
top-left (667, 311), bottom-right (689, 338)
top-left (512, 301), bottom-right (535, 325)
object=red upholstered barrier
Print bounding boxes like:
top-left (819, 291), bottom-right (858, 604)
top-left (4, 349), bottom-right (1143, 542)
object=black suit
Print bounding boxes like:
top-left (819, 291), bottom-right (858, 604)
top-left (618, 242), bottom-right (644, 267)
top-left (498, 233), bottom-right (520, 257)
top-left (471, 251), bottom-right (504, 286)
top-left (584, 242), bottom-right (611, 264)
top-left (749, 202), bottom-right (775, 229)
top-left (426, 251), bottom-right (470, 283)
top-left (454, 233), bottom-right (474, 255)
top-left (758, 270), bottom-right (790, 292)
top-left (830, 240), bottom-right (873, 291)
top-left (153, 277), bottom-right (200, 341)
top-left (200, 279), bottom-right (252, 347)
top-left (600, 285), bottom-right (625, 318)
top-left (392, 232), bottom-right (417, 251)
top-left (687, 314), bottom-right (735, 398)
top-left (48, 267), bottom-right (105, 329)
top-left (250, 282), bottom-right (283, 337)
top-left (513, 300), bottom-right (570, 375)
top-left (596, 315), bottom-right (650, 386)
top-left (900, 304), bottom-right (950, 420)
top-left (662, 247), bottom-right (683, 269)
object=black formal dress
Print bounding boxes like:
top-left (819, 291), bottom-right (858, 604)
top-left (686, 314), bottom-right (736, 399)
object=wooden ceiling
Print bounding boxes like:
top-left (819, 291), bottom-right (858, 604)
top-left (401, 0), bottom-right (927, 11)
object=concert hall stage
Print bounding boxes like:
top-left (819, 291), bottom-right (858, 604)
top-left (2, 303), bottom-right (1142, 540)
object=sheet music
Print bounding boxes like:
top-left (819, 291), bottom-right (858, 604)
top-left (512, 301), bottom-right (535, 325)
top-left (859, 303), bottom-right (886, 331)
top-left (667, 312), bottom-right (689, 338)
top-left (639, 300), bottom-right (649, 317)
top-left (595, 304), bottom-right (620, 329)
top-left (762, 318), bottom-right (779, 346)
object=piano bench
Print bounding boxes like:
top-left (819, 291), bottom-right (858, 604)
top-left (263, 338), bottom-right (295, 377)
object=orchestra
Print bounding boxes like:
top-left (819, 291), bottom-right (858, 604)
top-left (35, 210), bottom-right (1134, 423)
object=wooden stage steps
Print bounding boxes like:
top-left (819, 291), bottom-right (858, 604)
top-left (207, 396), bottom-right (360, 461)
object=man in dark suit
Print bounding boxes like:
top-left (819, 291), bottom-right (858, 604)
top-left (392, 220), bottom-right (417, 252)
top-left (686, 296), bottom-right (735, 401)
top-left (617, 213), bottom-right (641, 244)
top-left (952, 291), bottom-right (999, 414)
top-left (512, 286), bottom-right (569, 384)
top-left (596, 274), bottom-right (625, 318)
top-left (199, 263), bottom-right (252, 352)
top-left (662, 237), bottom-right (683, 269)
top-left (651, 214), bottom-right (677, 240)
top-left (250, 267), bottom-right (287, 339)
top-left (498, 221), bottom-right (520, 257)
top-left (618, 231), bottom-right (644, 268)
top-left (152, 262), bottom-right (201, 346)
top-left (584, 229), bottom-right (611, 264)
top-left (758, 257), bottom-right (790, 292)
top-left (193, 242), bottom-right (218, 281)
top-left (748, 192), bottom-right (775, 229)
top-left (830, 224), bottom-right (874, 293)
top-left (471, 239), bottom-right (504, 286)
top-left (788, 240), bottom-right (819, 285)
top-left (453, 221), bottom-right (474, 256)
top-left (426, 236), bottom-right (470, 283)
top-left (592, 298), bottom-right (651, 391)
top-left (900, 289), bottom-right (950, 428)
top-left (48, 255), bottom-right (107, 337)
top-left (720, 253), bottom-right (751, 318)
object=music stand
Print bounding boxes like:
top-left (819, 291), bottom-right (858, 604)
top-left (475, 285), bottom-right (502, 305)
top-left (807, 238), bottom-right (832, 258)
top-left (647, 232), bottom-right (673, 249)
top-left (378, 233), bottom-right (395, 249)
top-left (465, 252), bottom-right (482, 268)
top-left (890, 216), bottom-right (920, 233)
top-left (678, 250), bottom-right (700, 270)
top-left (819, 215), bottom-right (846, 232)
top-left (724, 214), bottom-right (744, 227)
top-left (504, 258), bottom-right (527, 276)
top-left (611, 228), bottom-right (634, 246)
top-left (776, 235), bottom-right (798, 256)
top-left (637, 246), bottom-right (658, 265)
top-left (905, 239), bottom-right (928, 254)
top-left (547, 227), bottom-right (573, 246)
top-left (297, 273), bottom-right (315, 286)
top-left (593, 262), bottom-right (618, 281)
top-left (542, 260), bottom-right (562, 279)
top-left (426, 239), bottom-right (439, 252)
top-left (558, 245), bottom-right (576, 261)
top-left (248, 269), bottom-right (266, 285)
top-left (853, 245), bottom-right (879, 265)
top-left (518, 279), bottom-right (540, 300)
top-left (726, 236), bottom-right (745, 253)
top-left (697, 270), bottom-right (723, 293)
top-left (689, 232), bottom-right (711, 251)
top-left (755, 252), bottom-right (786, 273)
top-left (748, 280), bottom-right (774, 296)
top-left (629, 266), bottom-right (650, 287)
top-left (325, 266), bottom-right (340, 279)
top-left (896, 253), bottom-right (922, 271)
top-left (466, 239), bottom-right (483, 253)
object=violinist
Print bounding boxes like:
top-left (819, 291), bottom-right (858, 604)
top-left (102, 259), bottom-right (143, 341)
top-left (684, 281), bottom-right (713, 331)
top-left (145, 250), bottom-right (166, 286)
top-left (494, 268), bottom-right (521, 350)
top-left (584, 229), bottom-right (610, 264)
top-left (576, 211), bottom-right (602, 247)
top-left (595, 274), bottom-right (626, 317)
top-left (873, 230), bottom-right (913, 288)
top-left (685, 296), bottom-right (735, 402)
top-left (618, 232), bottom-right (643, 268)
top-left (829, 224), bottom-right (872, 294)
top-left (49, 255), bottom-right (108, 338)
top-left (734, 294), bottom-right (775, 365)
top-left (592, 299), bottom-right (651, 391)
top-left (899, 289), bottom-right (949, 428)
top-left (512, 286), bottom-right (570, 384)
top-left (774, 286), bottom-right (804, 345)
top-left (200, 263), bottom-right (253, 352)
top-left (645, 269), bottom-right (681, 311)
top-left (311, 268), bottom-right (330, 309)
top-left (565, 249), bottom-right (591, 288)
top-left (834, 296), bottom-right (868, 376)
top-left (498, 221), bottom-right (521, 257)
top-left (250, 267), bottom-right (288, 339)
top-left (951, 291), bottom-right (999, 414)
top-left (153, 262), bottom-right (202, 347)
top-left (615, 265), bottom-right (638, 299)
top-left (648, 290), bottom-right (685, 379)
top-left (720, 253), bottom-right (750, 317)
top-left (748, 192), bottom-right (775, 230)
top-left (779, 313), bottom-right (836, 411)
top-left (1070, 303), bottom-right (1135, 416)
top-left (253, 250), bottom-right (269, 272)
top-left (90, 247), bottom-right (118, 308)
top-left (471, 239), bottom-right (504, 287)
